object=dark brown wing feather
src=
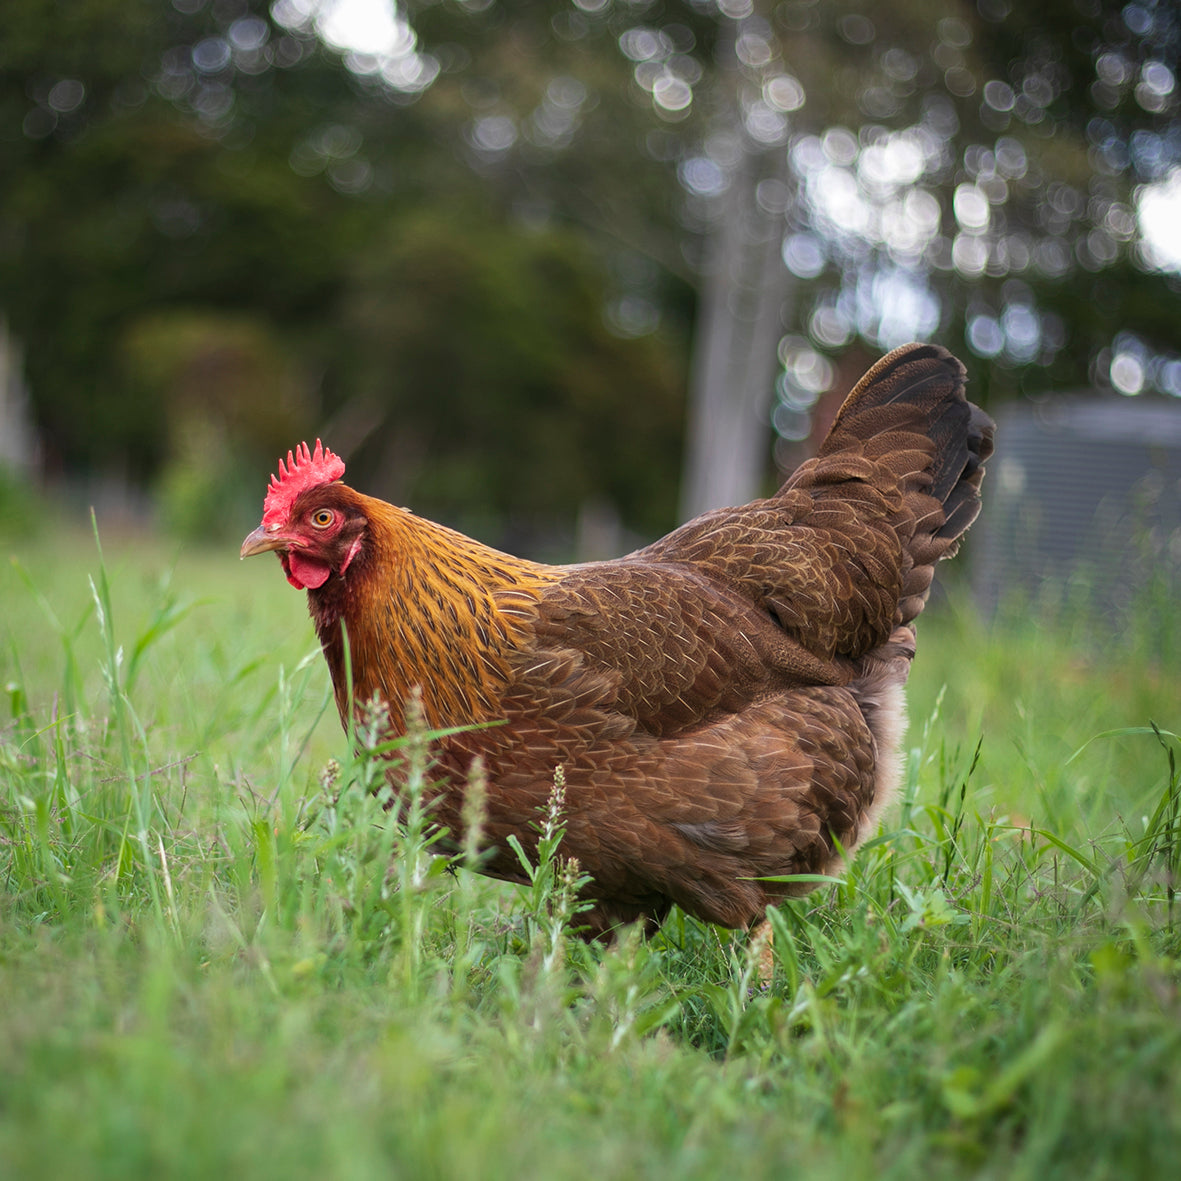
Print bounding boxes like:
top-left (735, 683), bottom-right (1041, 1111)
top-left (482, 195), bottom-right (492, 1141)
top-left (329, 343), bottom-right (992, 936)
top-left (442, 611), bottom-right (876, 931)
top-left (634, 342), bottom-right (993, 659)
top-left (526, 560), bottom-right (851, 736)
top-left (422, 562), bottom-right (877, 934)
top-left (632, 491), bottom-right (906, 662)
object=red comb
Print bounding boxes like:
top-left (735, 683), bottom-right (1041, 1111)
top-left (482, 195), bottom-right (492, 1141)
top-left (262, 440), bottom-right (346, 525)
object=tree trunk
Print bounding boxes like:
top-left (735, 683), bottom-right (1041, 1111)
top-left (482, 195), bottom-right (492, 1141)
top-left (678, 142), bottom-right (796, 520)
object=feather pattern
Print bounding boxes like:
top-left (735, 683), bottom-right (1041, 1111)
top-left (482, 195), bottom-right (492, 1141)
top-left (244, 342), bottom-right (994, 936)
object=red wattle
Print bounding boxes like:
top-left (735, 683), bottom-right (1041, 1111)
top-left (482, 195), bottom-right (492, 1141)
top-left (282, 552), bottom-right (332, 590)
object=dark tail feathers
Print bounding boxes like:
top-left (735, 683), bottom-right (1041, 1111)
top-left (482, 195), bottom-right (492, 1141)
top-left (809, 342), bottom-right (995, 625)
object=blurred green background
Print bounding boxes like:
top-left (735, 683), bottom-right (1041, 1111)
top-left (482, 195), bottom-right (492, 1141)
top-left (2, 12), bottom-right (1181, 1174)
top-left (1, 0), bottom-right (1179, 560)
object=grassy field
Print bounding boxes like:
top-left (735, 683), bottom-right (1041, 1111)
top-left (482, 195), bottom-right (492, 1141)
top-left (2, 522), bottom-right (1179, 1180)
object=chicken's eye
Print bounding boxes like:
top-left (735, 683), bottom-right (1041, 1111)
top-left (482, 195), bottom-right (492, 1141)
top-left (311, 509), bottom-right (335, 529)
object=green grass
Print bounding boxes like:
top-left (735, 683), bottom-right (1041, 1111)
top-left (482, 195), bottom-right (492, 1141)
top-left (2, 524), bottom-right (1179, 1180)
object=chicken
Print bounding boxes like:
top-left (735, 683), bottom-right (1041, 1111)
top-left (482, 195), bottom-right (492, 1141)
top-left (241, 342), bottom-right (993, 937)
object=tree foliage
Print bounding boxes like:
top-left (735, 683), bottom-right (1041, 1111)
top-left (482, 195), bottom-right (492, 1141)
top-left (0, 0), bottom-right (690, 539)
top-left (1, 0), bottom-right (1179, 535)
top-left (337, 204), bottom-right (685, 538)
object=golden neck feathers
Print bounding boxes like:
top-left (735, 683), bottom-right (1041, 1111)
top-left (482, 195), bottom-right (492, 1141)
top-left (308, 492), bottom-right (560, 733)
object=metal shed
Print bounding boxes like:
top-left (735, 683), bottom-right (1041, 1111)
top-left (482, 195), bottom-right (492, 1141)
top-left (972, 395), bottom-right (1181, 619)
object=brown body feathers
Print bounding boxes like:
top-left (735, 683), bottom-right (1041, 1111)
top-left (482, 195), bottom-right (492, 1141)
top-left (243, 343), bottom-right (994, 936)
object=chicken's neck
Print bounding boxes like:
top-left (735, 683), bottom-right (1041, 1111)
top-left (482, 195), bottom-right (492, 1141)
top-left (308, 496), bottom-right (560, 734)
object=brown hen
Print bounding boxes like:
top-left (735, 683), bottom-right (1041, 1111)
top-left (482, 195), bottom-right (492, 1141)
top-left (242, 342), bottom-right (993, 936)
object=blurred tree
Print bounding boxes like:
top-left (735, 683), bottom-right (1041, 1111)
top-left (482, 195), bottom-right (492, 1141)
top-left (0, 0), bottom-right (373, 480)
top-left (0, 0), bottom-right (687, 542)
top-left (396, 0), bottom-right (1181, 510)
top-left (2, 0), bottom-right (1178, 541)
top-left (121, 309), bottom-right (313, 537)
top-left (336, 204), bottom-right (684, 543)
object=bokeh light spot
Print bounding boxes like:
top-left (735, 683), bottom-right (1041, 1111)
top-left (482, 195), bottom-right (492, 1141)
top-left (781, 234), bottom-right (826, 278)
top-left (1111, 352), bottom-right (1145, 395)
top-left (47, 79), bottom-right (85, 113)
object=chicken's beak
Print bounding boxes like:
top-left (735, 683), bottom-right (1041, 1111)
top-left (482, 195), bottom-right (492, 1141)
top-left (240, 525), bottom-right (288, 559)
